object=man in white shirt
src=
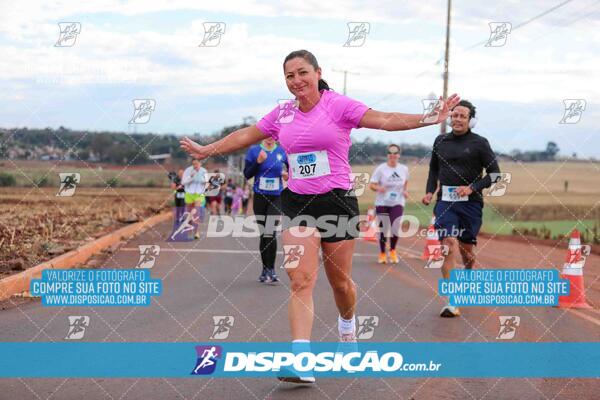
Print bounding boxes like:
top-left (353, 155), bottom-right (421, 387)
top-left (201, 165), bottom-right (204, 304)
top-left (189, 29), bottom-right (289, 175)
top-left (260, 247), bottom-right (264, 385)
top-left (181, 158), bottom-right (207, 239)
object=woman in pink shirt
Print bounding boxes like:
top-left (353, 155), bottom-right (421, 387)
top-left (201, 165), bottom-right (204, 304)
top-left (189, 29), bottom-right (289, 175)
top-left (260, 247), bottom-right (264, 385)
top-left (181, 50), bottom-right (459, 382)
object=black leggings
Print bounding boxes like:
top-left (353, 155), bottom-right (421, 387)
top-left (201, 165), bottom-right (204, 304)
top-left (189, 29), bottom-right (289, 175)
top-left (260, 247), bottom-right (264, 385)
top-left (252, 193), bottom-right (282, 270)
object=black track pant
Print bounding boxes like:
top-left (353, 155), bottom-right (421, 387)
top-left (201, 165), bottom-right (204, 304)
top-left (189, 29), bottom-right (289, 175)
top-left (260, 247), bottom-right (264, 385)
top-left (252, 193), bottom-right (282, 270)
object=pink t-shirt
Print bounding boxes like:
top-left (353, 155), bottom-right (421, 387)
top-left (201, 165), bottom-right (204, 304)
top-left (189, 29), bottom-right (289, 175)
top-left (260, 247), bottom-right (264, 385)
top-left (256, 90), bottom-right (369, 195)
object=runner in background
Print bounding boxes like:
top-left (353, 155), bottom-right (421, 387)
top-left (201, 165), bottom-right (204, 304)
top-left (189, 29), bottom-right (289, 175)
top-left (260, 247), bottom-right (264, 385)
top-left (231, 184), bottom-right (244, 216)
top-left (422, 100), bottom-right (500, 318)
top-left (169, 168), bottom-right (186, 224)
top-left (243, 137), bottom-right (287, 284)
top-left (369, 144), bottom-right (409, 264)
top-left (242, 183), bottom-right (251, 216)
top-left (181, 158), bottom-right (207, 240)
top-left (224, 178), bottom-right (234, 215)
top-left (206, 169), bottom-right (224, 216)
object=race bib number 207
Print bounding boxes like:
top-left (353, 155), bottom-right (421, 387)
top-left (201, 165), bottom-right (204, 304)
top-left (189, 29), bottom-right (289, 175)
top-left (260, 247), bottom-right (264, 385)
top-left (289, 150), bottom-right (331, 180)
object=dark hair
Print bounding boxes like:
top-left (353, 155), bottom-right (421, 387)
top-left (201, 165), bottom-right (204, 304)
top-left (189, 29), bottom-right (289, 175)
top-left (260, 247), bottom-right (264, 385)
top-left (387, 144), bottom-right (401, 153)
top-left (283, 49), bottom-right (330, 91)
top-left (454, 100), bottom-right (476, 119)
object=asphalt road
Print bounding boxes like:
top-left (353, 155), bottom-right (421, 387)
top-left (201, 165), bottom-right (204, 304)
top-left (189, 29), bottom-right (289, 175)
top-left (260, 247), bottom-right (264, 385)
top-left (1, 216), bottom-right (599, 399)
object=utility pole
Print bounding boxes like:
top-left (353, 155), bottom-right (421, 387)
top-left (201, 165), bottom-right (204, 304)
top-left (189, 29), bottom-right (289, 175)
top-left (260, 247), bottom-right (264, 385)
top-left (441, 0), bottom-right (452, 135)
top-left (332, 69), bottom-right (359, 95)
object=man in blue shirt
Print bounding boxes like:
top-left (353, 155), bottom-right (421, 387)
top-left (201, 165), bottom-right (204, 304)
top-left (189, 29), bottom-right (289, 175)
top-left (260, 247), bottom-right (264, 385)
top-left (244, 137), bottom-right (287, 283)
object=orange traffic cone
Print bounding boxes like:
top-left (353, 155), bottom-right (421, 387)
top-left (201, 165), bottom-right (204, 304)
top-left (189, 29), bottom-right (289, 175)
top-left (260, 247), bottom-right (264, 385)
top-left (422, 215), bottom-right (442, 260)
top-left (361, 207), bottom-right (379, 242)
top-left (558, 230), bottom-right (592, 309)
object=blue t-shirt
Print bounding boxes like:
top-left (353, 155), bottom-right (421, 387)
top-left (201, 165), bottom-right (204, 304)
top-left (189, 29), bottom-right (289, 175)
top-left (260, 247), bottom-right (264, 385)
top-left (243, 144), bottom-right (287, 195)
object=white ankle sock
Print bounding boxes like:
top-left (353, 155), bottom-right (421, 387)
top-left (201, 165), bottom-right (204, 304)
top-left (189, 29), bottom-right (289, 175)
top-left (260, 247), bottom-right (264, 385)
top-left (338, 315), bottom-right (356, 335)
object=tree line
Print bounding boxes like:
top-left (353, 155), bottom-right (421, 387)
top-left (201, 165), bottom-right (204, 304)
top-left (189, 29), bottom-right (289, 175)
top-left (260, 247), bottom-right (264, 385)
top-left (0, 123), bottom-right (561, 165)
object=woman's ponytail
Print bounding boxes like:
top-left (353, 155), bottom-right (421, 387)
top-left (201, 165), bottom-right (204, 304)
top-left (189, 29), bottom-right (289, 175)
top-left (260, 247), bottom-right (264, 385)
top-left (318, 78), bottom-right (330, 91)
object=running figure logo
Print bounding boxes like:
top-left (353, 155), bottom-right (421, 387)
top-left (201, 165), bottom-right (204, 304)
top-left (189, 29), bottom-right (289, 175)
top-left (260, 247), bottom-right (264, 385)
top-left (129, 99), bottom-right (156, 124)
top-left (420, 99), bottom-right (443, 124)
top-left (485, 172), bottom-right (512, 197)
top-left (65, 316), bottom-right (90, 340)
top-left (205, 173), bottom-right (226, 196)
top-left (55, 22), bottom-right (81, 47)
top-left (344, 22), bottom-right (370, 47)
top-left (496, 316), bottom-right (520, 340)
top-left (56, 173), bottom-right (80, 197)
top-left (356, 316), bottom-right (379, 339)
top-left (276, 100), bottom-right (298, 124)
top-left (282, 245), bottom-right (305, 269)
top-left (136, 245), bottom-right (160, 269)
top-left (567, 244), bottom-right (591, 267)
top-left (199, 22), bottom-right (226, 47)
top-left (348, 173), bottom-right (370, 197)
top-left (424, 245), bottom-right (449, 269)
top-left (485, 22), bottom-right (512, 47)
top-left (168, 207), bottom-right (201, 242)
top-left (191, 345), bottom-right (222, 375)
top-left (559, 99), bottom-right (586, 124)
top-left (210, 316), bottom-right (234, 339)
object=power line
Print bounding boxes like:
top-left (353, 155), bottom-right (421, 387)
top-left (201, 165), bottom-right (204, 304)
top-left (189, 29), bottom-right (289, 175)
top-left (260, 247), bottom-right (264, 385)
top-left (370, 0), bottom-right (580, 108)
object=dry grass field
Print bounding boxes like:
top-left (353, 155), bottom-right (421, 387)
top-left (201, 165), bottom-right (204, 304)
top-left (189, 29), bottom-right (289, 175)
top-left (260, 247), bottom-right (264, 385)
top-left (0, 187), bottom-right (172, 275)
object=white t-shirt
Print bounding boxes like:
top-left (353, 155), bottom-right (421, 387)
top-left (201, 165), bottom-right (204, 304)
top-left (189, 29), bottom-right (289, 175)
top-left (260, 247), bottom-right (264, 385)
top-left (370, 163), bottom-right (409, 206)
top-left (182, 166), bottom-right (207, 194)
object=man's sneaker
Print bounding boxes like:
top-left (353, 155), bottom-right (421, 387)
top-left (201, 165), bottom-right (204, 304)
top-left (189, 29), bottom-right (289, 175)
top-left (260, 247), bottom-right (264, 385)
top-left (389, 249), bottom-right (399, 264)
top-left (194, 232), bottom-right (201, 240)
top-left (268, 269), bottom-right (280, 283)
top-left (258, 269), bottom-right (268, 283)
top-left (440, 304), bottom-right (461, 318)
top-left (378, 252), bottom-right (387, 264)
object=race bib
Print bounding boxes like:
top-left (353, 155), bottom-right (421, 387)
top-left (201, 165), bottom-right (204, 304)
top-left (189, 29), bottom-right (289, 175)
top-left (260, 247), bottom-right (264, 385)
top-left (442, 185), bottom-right (468, 202)
top-left (258, 177), bottom-right (280, 191)
top-left (289, 150), bottom-right (331, 180)
top-left (175, 192), bottom-right (185, 199)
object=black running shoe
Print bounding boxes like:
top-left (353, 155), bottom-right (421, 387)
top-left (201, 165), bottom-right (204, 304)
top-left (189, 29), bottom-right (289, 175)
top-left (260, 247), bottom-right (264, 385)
top-left (258, 269), bottom-right (268, 283)
top-left (268, 269), bottom-right (280, 283)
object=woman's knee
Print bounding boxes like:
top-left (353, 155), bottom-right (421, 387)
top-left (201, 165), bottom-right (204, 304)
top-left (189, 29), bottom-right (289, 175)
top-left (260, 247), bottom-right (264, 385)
top-left (290, 273), bottom-right (317, 294)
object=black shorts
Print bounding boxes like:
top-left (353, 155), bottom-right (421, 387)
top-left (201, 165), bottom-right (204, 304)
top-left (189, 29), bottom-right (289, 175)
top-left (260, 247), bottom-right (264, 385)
top-left (174, 192), bottom-right (185, 208)
top-left (281, 188), bottom-right (360, 243)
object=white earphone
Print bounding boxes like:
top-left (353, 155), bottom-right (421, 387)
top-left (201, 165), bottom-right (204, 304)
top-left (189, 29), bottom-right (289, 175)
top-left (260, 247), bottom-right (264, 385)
top-left (469, 116), bottom-right (478, 129)
top-left (447, 114), bottom-right (478, 129)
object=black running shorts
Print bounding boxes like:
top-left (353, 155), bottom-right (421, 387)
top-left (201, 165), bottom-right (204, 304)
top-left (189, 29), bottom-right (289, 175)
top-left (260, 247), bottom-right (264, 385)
top-left (280, 188), bottom-right (360, 243)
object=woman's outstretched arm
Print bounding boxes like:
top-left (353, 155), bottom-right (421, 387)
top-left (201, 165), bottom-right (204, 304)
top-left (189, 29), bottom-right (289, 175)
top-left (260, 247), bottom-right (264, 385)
top-left (180, 125), bottom-right (267, 160)
top-left (359, 94), bottom-right (460, 131)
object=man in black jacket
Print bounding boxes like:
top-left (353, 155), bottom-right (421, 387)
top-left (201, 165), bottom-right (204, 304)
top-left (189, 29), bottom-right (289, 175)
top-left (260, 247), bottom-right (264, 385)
top-left (422, 100), bottom-right (500, 318)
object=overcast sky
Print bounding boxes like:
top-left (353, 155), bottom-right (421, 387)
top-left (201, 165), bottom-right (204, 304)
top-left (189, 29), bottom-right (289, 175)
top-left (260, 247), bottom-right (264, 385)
top-left (1, 0), bottom-right (599, 157)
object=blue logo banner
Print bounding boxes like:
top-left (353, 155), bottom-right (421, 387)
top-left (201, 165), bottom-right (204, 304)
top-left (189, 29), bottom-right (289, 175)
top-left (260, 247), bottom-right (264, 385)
top-left (0, 343), bottom-right (598, 378)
